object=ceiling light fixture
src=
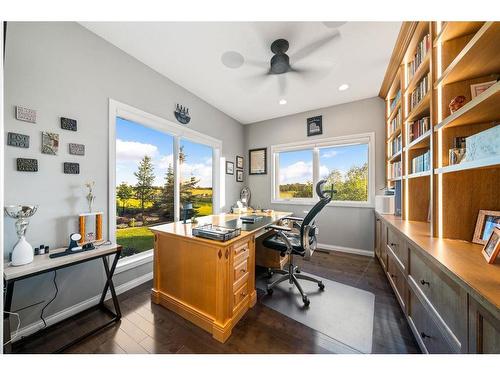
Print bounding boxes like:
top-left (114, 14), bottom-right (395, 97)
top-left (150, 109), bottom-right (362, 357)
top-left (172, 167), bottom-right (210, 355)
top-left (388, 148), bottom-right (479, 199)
top-left (279, 99), bottom-right (287, 105)
top-left (338, 84), bottom-right (349, 91)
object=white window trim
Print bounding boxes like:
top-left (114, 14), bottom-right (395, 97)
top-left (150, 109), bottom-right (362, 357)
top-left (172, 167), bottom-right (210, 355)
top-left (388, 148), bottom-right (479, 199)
top-left (108, 99), bottom-right (222, 267)
top-left (270, 132), bottom-right (375, 208)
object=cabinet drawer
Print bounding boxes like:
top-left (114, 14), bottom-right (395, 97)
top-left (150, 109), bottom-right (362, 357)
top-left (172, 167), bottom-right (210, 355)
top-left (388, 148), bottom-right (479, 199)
top-left (386, 225), bottom-right (407, 269)
top-left (387, 251), bottom-right (407, 311)
top-left (234, 258), bottom-right (248, 283)
top-left (234, 241), bottom-right (250, 265)
top-left (408, 243), bottom-right (467, 351)
top-left (233, 282), bottom-right (249, 310)
top-left (408, 290), bottom-right (457, 353)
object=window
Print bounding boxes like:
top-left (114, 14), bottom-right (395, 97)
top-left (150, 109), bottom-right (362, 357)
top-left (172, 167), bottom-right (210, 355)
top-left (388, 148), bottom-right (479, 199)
top-left (109, 99), bottom-right (221, 262)
top-left (271, 133), bottom-right (374, 207)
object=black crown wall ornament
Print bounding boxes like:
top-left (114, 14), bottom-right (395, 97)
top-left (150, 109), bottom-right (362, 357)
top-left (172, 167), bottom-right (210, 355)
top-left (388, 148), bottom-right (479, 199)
top-left (174, 104), bottom-right (191, 125)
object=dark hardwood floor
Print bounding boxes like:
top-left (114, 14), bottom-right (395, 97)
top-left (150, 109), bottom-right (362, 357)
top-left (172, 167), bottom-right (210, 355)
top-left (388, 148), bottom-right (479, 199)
top-left (12, 251), bottom-right (420, 354)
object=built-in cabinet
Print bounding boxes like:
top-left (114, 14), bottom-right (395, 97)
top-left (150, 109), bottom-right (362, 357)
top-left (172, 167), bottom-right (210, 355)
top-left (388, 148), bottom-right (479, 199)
top-left (375, 213), bottom-right (500, 354)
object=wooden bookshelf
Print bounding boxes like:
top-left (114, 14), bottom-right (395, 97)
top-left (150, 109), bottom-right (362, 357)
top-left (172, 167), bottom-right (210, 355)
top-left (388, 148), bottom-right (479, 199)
top-left (380, 21), bottom-right (500, 241)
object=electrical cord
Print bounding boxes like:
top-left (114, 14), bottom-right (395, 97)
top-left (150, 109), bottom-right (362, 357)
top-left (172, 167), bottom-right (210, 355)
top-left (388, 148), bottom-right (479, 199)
top-left (3, 311), bottom-right (21, 346)
top-left (40, 270), bottom-right (58, 328)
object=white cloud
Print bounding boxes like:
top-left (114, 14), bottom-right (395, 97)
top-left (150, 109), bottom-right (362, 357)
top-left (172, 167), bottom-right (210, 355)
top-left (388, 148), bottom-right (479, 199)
top-left (156, 154), bottom-right (174, 170)
top-left (279, 161), bottom-right (313, 184)
top-left (319, 165), bottom-right (329, 178)
top-left (321, 150), bottom-right (339, 158)
top-left (116, 139), bottom-right (158, 162)
top-left (181, 162), bottom-right (213, 187)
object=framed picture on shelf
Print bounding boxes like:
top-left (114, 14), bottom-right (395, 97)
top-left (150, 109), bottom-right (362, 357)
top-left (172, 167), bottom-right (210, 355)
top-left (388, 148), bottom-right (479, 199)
top-left (473, 210), bottom-right (500, 245)
top-left (482, 226), bottom-right (500, 264)
top-left (236, 170), bottom-right (243, 182)
top-left (249, 148), bottom-right (267, 175)
top-left (470, 80), bottom-right (496, 98)
top-left (226, 161), bottom-right (234, 175)
top-left (236, 155), bottom-right (244, 169)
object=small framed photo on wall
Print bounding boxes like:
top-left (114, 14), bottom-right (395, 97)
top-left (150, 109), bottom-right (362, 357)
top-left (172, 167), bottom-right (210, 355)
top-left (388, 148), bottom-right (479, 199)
top-left (236, 170), bottom-right (244, 182)
top-left (482, 226), bottom-right (500, 264)
top-left (307, 115), bottom-right (323, 136)
top-left (473, 210), bottom-right (500, 245)
top-left (249, 148), bottom-right (267, 175)
top-left (226, 161), bottom-right (234, 175)
top-left (236, 155), bottom-right (244, 169)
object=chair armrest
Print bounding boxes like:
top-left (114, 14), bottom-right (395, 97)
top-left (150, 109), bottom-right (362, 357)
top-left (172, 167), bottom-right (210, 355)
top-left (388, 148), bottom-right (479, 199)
top-left (284, 216), bottom-right (304, 222)
top-left (266, 224), bottom-right (292, 232)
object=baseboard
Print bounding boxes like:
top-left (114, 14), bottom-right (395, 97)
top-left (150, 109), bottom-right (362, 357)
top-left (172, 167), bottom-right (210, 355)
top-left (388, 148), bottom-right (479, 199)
top-left (317, 243), bottom-right (374, 257)
top-left (12, 272), bottom-right (153, 342)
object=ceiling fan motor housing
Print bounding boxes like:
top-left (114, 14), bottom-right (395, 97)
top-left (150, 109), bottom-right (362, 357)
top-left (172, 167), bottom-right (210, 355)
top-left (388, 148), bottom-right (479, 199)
top-left (270, 39), bottom-right (291, 74)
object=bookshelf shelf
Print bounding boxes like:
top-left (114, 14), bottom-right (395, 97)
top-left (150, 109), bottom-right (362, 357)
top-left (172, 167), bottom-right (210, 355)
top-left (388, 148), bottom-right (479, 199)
top-left (434, 22), bottom-right (500, 87)
top-left (405, 53), bottom-right (430, 94)
top-left (434, 156), bottom-right (500, 174)
top-left (387, 126), bottom-right (402, 141)
top-left (433, 21), bottom-right (484, 46)
top-left (405, 130), bottom-right (431, 151)
top-left (388, 176), bottom-right (402, 182)
top-left (406, 170), bottom-right (431, 179)
top-left (406, 91), bottom-right (430, 122)
top-left (388, 100), bottom-right (401, 120)
top-left (434, 80), bottom-right (500, 131)
top-left (388, 151), bottom-right (402, 163)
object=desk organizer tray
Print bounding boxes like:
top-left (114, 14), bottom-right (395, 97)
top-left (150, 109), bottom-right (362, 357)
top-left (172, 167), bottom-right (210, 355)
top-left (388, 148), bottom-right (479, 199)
top-left (192, 224), bottom-right (241, 242)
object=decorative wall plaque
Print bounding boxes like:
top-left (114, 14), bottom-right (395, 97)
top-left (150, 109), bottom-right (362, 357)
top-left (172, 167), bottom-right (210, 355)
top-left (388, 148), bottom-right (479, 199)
top-left (41, 132), bottom-right (59, 155)
top-left (61, 117), bottom-right (77, 131)
top-left (7, 132), bottom-right (30, 148)
top-left (15, 105), bottom-right (37, 123)
top-left (307, 115), bottom-right (323, 136)
top-left (64, 162), bottom-right (80, 174)
top-left (69, 143), bottom-right (85, 155)
top-left (17, 158), bottom-right (38, 172)
top-left (174, 104), bottom-right (191, 124)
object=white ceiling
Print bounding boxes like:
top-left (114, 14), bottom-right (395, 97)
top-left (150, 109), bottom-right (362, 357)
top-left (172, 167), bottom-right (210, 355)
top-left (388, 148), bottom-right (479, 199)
top-left (80, 22), bottom-right (401, 124)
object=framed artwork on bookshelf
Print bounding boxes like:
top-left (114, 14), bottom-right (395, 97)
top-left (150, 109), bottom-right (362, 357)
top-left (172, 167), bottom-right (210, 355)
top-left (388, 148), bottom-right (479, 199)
top-left (473, 210), bottom-right (500, 245)
top-left (470, 80), bottom-right (496, 98)
top-left (482, 226), bottom-right (500, 264)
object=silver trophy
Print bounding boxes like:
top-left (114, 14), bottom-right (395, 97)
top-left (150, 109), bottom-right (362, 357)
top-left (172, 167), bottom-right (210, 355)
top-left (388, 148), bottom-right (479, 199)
top-left (4, 205), bottom-right (38, 266)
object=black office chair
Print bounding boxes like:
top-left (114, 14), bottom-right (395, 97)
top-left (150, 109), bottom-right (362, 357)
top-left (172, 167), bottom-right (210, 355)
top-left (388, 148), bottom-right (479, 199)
top-left (263, 179), bottom-right (334, 306)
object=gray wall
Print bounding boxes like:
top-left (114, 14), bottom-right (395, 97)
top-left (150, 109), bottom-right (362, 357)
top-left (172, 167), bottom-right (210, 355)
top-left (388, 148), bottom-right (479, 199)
top-left (244, 97), bottom-right (386, 253)
top-left (4, 22), bottom-right (245, 329)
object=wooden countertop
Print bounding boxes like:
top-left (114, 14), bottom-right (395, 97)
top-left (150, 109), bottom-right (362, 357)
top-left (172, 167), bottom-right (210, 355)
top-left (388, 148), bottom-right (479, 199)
top-left (377, 213), bottom-right (500, 315)
top-left (3, 243), bottom-right (121, 281)
top-left (150, 211), bottom-right (292, 247)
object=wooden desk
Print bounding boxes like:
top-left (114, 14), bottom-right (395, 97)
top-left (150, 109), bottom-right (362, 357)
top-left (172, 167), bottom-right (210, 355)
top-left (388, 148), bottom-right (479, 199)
top-left (149, 211), bottom-right (291, 343)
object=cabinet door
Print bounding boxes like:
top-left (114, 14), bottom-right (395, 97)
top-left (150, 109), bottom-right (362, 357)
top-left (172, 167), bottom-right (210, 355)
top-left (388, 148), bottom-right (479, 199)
top-left (468, 297), bottom-right (500, 353)
top-left (379, 220), bottom-right (388, 270)
top-left (375, 217), bottom-right (382, 258)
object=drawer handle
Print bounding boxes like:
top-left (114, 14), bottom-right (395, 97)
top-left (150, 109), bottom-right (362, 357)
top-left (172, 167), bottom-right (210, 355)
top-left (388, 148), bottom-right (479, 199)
top-left (240, 268), bottom-right (246, 273)
top-left (420, 332), bottom-right (431, 339)
top-left (420, 279), bottom-right (430, 286)
top-left (390, 273), bottom-right (396, 279)
top-left (390, 242), bottom-right (398, 247)
top-left (240, 291), bottom-right (247, 297)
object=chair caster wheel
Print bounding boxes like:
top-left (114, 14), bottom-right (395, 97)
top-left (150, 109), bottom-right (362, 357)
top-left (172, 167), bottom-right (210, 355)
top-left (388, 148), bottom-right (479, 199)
top-left (266, 269), bottom-right (274, 278)
top-left (302, 296), bottom-right (310, 306)
top-left (318, 282), bottom-right (325, 290)
top-left (296, 268), bottom-right (301, 274)
top-left (266, 288), bottom-right (274, 296)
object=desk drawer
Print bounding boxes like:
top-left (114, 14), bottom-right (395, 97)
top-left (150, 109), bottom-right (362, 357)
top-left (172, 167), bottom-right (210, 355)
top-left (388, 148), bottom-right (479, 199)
top-left (386, 225), bottom-right (407, 269)
top-left (408, 290), bottom-right (457, 353)
top-left (233, 240), bottom-right (250, 265)
top-left (233, 282), bottom-right (249, 310)
top-left (408, 243), bottom-right (466, 350)
top-left (234, 258), bottom-right (248, 282)
top-left (387, 251), bottom-right (407, 311)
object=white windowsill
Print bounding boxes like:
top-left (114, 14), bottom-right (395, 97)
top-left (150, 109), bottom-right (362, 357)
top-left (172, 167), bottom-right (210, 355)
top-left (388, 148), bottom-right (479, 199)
top-left (115, 249), bottom-right (154, 274)
top-left (271, 199), bottom-right (374, 209)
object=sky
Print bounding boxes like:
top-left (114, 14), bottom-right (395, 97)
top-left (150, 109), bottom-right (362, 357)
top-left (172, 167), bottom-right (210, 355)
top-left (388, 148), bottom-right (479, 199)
top-left (116, 117), bottom-right (213, 187)
top-left (279, 144), bottom-right (368, 184)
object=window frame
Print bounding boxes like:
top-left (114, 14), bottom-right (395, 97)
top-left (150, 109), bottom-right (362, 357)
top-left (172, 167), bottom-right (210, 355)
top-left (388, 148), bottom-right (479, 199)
top-left (108, 99), bottom-right (222, 265)
top-left (270, 132), bottom-right (375, 208)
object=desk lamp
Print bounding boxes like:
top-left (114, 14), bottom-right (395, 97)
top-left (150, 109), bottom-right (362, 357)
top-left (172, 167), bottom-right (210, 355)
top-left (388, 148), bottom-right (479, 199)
top-left (181, 203), bottom-right (193, 224)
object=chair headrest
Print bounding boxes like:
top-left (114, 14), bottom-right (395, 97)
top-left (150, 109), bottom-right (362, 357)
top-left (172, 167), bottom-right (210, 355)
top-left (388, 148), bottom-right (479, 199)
top-left (316, 179), bottom-right (336, 201)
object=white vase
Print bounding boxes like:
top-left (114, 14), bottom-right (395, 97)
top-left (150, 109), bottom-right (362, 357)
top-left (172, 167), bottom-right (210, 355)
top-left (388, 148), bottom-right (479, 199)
top-left (11, 235), bottom-right (34, 266)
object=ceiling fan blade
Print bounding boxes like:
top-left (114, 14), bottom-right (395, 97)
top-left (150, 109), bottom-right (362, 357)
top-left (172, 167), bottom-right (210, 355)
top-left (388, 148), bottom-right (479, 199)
top-left (289, 64), bottom-right (334, 82)
top-left (277, 74), bottom-right (287, 96)
top-left (246, 59), bottom-right (269, 69)
top-left (322, 21), bottom-right (347, 29)
top-left (290, 30), bottom-right (341, 64)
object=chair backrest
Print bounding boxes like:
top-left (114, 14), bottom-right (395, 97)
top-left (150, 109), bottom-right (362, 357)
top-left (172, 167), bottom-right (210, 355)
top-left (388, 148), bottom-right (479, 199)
top-left (299, 180), bottom-right (333, 259)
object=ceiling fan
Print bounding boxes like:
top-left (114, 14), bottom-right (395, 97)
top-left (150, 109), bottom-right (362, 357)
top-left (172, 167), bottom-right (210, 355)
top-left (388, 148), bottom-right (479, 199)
top-left (221, 22), bottom-right (345, 97)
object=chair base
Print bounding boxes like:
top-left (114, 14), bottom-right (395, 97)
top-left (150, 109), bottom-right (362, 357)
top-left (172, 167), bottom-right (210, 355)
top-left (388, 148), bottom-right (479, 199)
top-left (266, 255), bottom-right (325, 306)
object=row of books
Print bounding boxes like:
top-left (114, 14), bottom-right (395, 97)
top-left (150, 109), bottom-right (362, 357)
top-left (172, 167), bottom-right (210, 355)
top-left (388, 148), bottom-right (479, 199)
top-left (389, 161), bottom-right (402, 179)
top-left (389, 108), bottom-right (402, 136)
top-left (408, 116), bottom-right (431, 143)
top-left (389, 134), bottom-right (402, 157)
top-left (408, 34), bottom-right (431, 82)
top-left (411, 150), bottom-right (431, 174)
top-left (390, 89), bottom-right (401, 112)
top-left (409, 73), bottom-right (430, 111)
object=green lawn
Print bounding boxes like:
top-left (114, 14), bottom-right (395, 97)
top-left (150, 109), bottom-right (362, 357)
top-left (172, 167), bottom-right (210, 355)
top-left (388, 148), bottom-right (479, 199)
top-left (116, 226), bottom-right (154, 255)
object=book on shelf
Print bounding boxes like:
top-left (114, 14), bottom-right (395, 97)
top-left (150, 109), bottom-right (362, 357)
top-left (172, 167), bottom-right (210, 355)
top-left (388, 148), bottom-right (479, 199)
top-left (408, 116), bottom-right (430, 142)
top-left (409, 72), bottom-right (430, 111)
top-left (389, 134), bottom-right (402, 157)
top-left (390, 89), bottom-right (401, 112)
top-left (389, 160), bottom-right (402, 179)
top-left (411, 150), bottom-right (431, 174)
top-left (389, 108), bottom-right (402, 136)
top-left (408, 33), bottom-right (430, 82)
